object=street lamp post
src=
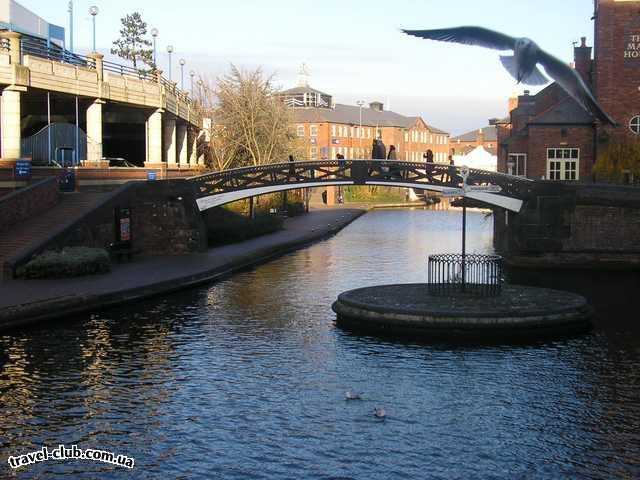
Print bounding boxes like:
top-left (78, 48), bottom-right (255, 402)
top-left (68, 1), bottom-right (74, 53)
top-left (151, 28), bottom-right (158, 67)
top-left (189, 70), bottom-right (195, 96)
top-left (179, 58), bottom-right (186, 90)
top-left (166, 45), bottom-right (174, 81)
top-left (356, 100), bottom-right (365, 155)
top-left (89, 6), bottom-right (99, 52)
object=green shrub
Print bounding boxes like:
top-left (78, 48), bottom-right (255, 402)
top-left (203, 208), bottom-right (284, 246)
top-left (18, 247), bottom-right (111, 279)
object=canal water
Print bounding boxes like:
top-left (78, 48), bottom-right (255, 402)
top-left (1, 208), bottom-right (639, 479)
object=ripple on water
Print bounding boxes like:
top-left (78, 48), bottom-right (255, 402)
top-left (0, 209), bottom-right (639, 479)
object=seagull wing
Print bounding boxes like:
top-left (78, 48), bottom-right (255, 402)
top-left (402, 26), bottom-right (517, 51)
top-left (536, 49), bottom-right (618, 126)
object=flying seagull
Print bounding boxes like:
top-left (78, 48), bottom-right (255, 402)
top-left (402, 26), bottom-right (617, 126)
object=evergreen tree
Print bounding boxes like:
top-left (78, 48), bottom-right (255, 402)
top-left (111, 12), bottom-right (154, 72)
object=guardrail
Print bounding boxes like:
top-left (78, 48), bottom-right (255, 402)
top-left (427, 253), bottom-right (503, 297)
top-left (5, 31), bottom-right (198, 111)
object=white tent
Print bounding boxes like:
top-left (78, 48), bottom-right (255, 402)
top-left (453, 145), bottom-right (497, 172)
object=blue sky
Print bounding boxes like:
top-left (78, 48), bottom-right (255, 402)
top-left (23, 0), bottom-right (595, 135)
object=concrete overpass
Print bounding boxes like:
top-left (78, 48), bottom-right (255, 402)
top-left (0, 30), bottom-right (203, 171)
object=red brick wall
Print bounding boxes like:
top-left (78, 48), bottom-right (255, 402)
top-left (0, 177), bottom-right (58, 233)
top-left (526, 126), bottom-right (594, 180)
top-left (594, 0), bottom-right (640, 142)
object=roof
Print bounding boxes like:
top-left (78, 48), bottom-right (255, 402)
top-left (528, 96), bottom-right (594, 125)
top-left (280, 85), bottom-right (331, 97)
top-left (293, 104), bottom-right (449, 134)
top-left (451, 126), bottom-right (497, 142)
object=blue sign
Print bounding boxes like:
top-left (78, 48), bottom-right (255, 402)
top-left (15, 160), bottom-right (31, 179)
top-left (147, 171), bottom-right (157, 181)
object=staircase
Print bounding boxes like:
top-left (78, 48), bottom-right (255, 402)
top-left (0, 192), bottom-right (107, 279)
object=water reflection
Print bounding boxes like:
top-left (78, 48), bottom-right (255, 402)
top-left (0, 208), bottom-right (638, 479)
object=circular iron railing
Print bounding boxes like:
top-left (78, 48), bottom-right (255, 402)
top-left (427, 253), bottom-right (503, 297)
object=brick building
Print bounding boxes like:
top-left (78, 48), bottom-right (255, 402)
top-left (496, 0), bottom-right (640, 181)
top-left (279, 83), bottom-right (449, 162)
top-left (450, 126), bottom-right (497, 156)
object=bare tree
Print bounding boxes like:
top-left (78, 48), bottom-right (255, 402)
top-left (212, 65), bottom-right (296, 168)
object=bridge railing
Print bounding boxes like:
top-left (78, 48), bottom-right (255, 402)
top-left (20, 35), bottom-right (90, 67)
top-left (191, 160), bottom-right (534, 200)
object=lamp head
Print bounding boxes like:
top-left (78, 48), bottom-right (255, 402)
top-left (179, 58), bottom-right (186, 66)
top-left (166, 45), bottom-right (174, 54)
top-left (151, 27), bottom-right (158, 38)
top-left (89, 5), bottom-right (98, 16)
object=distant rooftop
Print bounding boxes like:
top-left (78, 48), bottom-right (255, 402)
top-left (451, 126), bottom-right (497, 142)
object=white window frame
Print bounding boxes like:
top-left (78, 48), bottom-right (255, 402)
top-left (331, 125), bottom-right (337, 137)
top-left (296, 125), bottom-right (305, 137)
top-left (310, 147), bottom-right (318, 160)
top-left (508, 153), bottom-right (527, 176)
top-left (546, 148), bottom-right (579, 181)
top-left (630, 115), bottom-right (640, 135)
top-left (310, 125), bottom-right (318, 137)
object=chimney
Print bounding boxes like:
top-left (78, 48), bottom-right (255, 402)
top-left (508, 93), bottom-right (518, 113)
top-left (574, 36), bottom-right (592, 83)
top-left (369, 101), bottom-right (383, 112)
top-left (477, 128), bottom-right (485, 145)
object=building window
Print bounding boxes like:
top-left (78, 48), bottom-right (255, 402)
top-left (508, 153), bottom-right (527, 176)
top-left (547, 148), bottom-right (579, 180)
top-left (331, 125), bottom-right (337, 137)
top-left (629, 115), bottom-right (640, 134)
top-left (310, 147), bottom-right (318, 160)
top-left (310, 125), bottom-right (318, 137)
top-left (404, 131), bottom-right (409, 142)
top-left (296, 125), bottom-right (305, 137)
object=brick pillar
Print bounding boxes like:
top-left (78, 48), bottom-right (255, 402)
top-left (176, 123), bottom-right (188, 166)
top-left (163, 114), bottom-right (177, 166)
top-left (86, 99), bottom-right (105, 166)
top-left (145, 109), bottom-right (163, 166)
top-left (1, 88), bottom-right (22, 160)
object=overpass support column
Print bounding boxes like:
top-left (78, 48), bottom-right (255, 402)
top-left (189, 129), bottom-right (198, 166)
top-left (163, 114), bottom-right (177, 167)
top-left (176, 123), bottom-right (188, 167)
top-left (1, 88), bottom-right (23, 160)
top-left (86, 99), bottom-right (105, 166)
top-left (145, 109), bottom-right (163, 166)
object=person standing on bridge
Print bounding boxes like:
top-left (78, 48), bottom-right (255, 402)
top-left (387, 145), bottom-right (401, 180)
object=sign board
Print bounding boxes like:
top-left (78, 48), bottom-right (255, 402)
top-left (14, 160), bottom-right (32, 179)
top-left (147, 171), bottom-right (157, 181)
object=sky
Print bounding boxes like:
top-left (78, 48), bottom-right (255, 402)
top-left (22, 0), bottom-right (596, 135)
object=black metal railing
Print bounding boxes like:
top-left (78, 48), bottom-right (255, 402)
top-left (427, 253), bottom-right (503, 297)
top-left (102, 59), bottom-right (154, 81)
top-left (20, 35), bottom-right (89, 67)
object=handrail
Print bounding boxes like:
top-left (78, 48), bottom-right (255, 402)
top-left (10, 31), bottom-right (197, 109)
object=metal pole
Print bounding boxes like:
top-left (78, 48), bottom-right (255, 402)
top-left (359, 106), bottom-right (362, 151)
top-left (181, 64), bottom-right (184, 90)
top-left (68, 1), bottom-right (74, 53)
top-left (75, 96), bottom-right (79, 165)
top-left (92, 15), bottom-right (96, 52)
top-left (153, 37), bottom-right (157, 65)
top-left (462, 196), bottom-right (467, 292)
top-left (168, 52), bottom-right (172, 81)
top-left (47, 92), bottom-right (51, 164)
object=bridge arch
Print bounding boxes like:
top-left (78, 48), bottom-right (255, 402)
top-left (190, 160), bottom-right (531, 212)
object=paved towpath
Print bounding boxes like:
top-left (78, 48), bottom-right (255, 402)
top-left (0, 208), bottom-right (366, 330)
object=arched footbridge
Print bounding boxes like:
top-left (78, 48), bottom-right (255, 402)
top-left (190, 160), bottom-right (533, 212)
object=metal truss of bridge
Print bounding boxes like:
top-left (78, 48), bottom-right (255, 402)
top-left (191, 160), bottom-right (532, 212)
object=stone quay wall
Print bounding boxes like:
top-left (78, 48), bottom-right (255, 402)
top-left (494, 182), bottom-right (640, 268)
top-left (0, 177), bottom-right (58, 234)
